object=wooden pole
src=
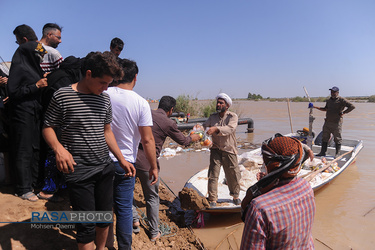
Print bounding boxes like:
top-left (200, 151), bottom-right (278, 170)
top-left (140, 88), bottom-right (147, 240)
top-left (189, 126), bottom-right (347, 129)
top-left (304, 150), bottom-right (353, 182)
top-left (287, 98), bottom-right (293, 133)
top-left (303, 86), bottom-right (314, 148)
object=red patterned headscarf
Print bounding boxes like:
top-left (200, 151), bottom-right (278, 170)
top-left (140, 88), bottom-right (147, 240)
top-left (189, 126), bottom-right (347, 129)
top-left (262, 134), bottom-right (303, 178)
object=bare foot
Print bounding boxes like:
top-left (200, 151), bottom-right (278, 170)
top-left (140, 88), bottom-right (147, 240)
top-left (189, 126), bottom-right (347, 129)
top-left (37, 191), bottom-right (54, 200)
top-left (150, 232), bottom-right (161, 242)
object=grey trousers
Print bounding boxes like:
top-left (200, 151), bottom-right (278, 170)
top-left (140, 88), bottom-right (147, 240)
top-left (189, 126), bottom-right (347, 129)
top-left (133, 169), bottom-right (160, 238)
top-left (208, 149), bottom-right (241, 202)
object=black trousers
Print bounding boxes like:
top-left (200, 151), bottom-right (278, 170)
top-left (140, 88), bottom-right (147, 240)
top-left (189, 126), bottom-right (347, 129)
top-left (68, 163), bottom-right (115, 244)
top-left (9, 109), bottom-right (41, 195)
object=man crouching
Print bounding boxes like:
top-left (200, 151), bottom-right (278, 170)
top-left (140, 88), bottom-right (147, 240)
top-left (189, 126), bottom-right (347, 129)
top-left (241, 134), bottom-right (315, 249)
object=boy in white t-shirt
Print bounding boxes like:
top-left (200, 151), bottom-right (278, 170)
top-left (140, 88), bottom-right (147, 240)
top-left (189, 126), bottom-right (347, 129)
top-left (106, 59), bottom-right (158, 249)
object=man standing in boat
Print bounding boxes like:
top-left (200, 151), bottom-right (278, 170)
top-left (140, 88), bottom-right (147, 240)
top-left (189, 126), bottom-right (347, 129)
top-left (203, 93), bottom-right (241, 207)
top-left (312, 86), bottom-right (355, 157)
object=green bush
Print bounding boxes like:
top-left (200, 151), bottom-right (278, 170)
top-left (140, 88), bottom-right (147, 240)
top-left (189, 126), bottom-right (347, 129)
top-left (202, 100), bottom-right (217, 117)
top-left (291, 96), bottom-right (308, 102)
top-left (369, 95), bottom-right (375, 103)
top-left (175, 94), bottom-right (197, 116)
top-left (247, 92), bottom-right (263, 100)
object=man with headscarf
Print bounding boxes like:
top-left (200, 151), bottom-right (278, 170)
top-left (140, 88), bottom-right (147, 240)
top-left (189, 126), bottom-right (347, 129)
top-left (240, 134), bottom-right (315, 249)
top-left (203, 93), bottom-right (241, 207)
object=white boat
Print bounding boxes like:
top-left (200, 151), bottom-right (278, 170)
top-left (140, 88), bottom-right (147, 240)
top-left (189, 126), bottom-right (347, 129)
top-left (183, 135), bottom-right (363, 213)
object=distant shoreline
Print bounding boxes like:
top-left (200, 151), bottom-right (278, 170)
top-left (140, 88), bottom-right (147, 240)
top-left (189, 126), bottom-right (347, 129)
top-left (148, 97), bottom-right (373, 103)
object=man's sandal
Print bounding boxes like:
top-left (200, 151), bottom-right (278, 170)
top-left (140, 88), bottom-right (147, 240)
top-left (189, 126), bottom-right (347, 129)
top-left (17, 192), bottom-right (39, 202)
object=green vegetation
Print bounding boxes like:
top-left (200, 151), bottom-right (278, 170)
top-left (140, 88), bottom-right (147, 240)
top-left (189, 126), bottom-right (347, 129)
top-left (368, 95), bottom-right (375, 103)
top-left (173, 93), bottom-right (375, 119)
top-left (202, 99), bottom-right (217, 117)
top-left (175, 94), bottom-right (217, 117)
top-left (174, 94), bottom-right (197, 116)
top-left (247, 92), bottom-right (263, 100)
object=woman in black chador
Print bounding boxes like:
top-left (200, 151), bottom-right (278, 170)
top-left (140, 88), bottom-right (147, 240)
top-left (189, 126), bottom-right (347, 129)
top-left (7, 41), bottom-right (47, 201)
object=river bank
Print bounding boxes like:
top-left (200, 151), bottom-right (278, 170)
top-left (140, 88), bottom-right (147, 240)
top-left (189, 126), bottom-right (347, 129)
top-left (0, 179), bottom-right (204, 249)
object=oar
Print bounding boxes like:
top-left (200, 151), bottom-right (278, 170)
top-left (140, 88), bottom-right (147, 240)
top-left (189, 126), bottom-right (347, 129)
top-left (304, 150), bottom-right (353, 182)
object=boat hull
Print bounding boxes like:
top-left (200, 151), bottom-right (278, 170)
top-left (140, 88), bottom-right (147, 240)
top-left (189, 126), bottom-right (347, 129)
top-left (183, 138), bottom-right (363, 213)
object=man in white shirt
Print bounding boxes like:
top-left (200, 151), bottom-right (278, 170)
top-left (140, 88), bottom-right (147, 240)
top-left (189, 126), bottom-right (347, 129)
top-left (106, 58), bottom-right (158, 249)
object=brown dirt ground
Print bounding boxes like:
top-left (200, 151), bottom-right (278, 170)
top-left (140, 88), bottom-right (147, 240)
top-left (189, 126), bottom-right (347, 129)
top-left (0, 134), bottom-right (256, 250)
top-left (0, 180), bottom-right (205, 250)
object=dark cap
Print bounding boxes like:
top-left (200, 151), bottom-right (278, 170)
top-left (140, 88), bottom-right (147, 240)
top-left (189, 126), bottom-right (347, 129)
top-left (329, 86), bottom-right (339, 92)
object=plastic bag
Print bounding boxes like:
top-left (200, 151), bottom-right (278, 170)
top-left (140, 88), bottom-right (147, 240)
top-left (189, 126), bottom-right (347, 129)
top-left (189, 123), bottom-right (212, 147)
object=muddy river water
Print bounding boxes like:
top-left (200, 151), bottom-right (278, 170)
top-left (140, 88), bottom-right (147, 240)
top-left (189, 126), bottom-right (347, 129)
top-left (154, 100), bottom-right (375, 250)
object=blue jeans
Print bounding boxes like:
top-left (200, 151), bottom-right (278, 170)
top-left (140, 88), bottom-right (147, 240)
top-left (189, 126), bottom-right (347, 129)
top-left (113, 162), bottom-right (135, 250)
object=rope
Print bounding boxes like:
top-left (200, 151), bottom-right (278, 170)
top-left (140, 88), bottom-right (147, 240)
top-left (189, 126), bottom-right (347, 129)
top-left (159, 177), bottom-right (207, 249)
top-left (134, 204), bottom-right (177, 238)
top-left (160, 177), bottom-right (180, 199)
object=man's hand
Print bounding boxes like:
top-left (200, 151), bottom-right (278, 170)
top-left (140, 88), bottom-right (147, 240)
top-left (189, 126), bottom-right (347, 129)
top-left (2, 96), bottom-right (9, 104)
top-left (36, 78), bottom-right (48, 88)
top-left (206, 126), bottom-right (219, 135)
top-left (307, 149), bottom-right (314, 161)
top-left (190, 133), bottom-right (200, 142)
top-left (119, 159), bottom-right (136, 177)
top-left (0, 76), bottom-right (8, 85)
top-left (149, 167), bottom-right (159, 185)
top-left (256, 172), bottom-right (266, 181)
top-left (55, 145), bottom-right (76, 173)
top-left (36, 73), bottom-right (50, 89)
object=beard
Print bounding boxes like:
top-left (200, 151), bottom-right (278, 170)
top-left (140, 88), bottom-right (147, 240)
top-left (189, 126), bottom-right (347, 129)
top-left (216, 106), bottom-right (226, 113)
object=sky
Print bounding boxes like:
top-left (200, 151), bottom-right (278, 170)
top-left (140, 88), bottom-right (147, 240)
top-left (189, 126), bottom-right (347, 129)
top-left (1, 0), bottom-right (374, 100)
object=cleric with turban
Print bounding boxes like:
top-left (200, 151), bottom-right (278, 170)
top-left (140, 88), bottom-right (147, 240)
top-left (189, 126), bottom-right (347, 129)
top-left (203, 92), bottom-right (241, 207)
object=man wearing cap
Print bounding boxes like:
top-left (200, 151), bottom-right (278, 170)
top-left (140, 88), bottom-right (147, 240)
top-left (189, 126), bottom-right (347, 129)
top-left (240, 134), bottom-right (315, 249)
top-left (203, 93), bottom-right (241, 207)
top-left (312, 86), bottom-right (355, 157)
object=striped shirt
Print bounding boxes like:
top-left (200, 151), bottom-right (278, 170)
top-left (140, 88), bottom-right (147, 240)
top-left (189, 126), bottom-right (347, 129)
top-left (44, 86), bottom-right (112, 182)
top-left (40, 44), bottom-right (63, 72)
top-left (241, 177), bottom-right (315, 250)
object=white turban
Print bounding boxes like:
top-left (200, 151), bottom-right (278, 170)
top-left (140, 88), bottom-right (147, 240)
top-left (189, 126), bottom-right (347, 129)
top-left (216, 93), bottom-right (232, 107)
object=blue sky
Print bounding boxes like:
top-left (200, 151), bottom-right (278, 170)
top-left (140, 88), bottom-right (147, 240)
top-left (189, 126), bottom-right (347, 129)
top-left (1, 0), bottom-right (374, 99)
